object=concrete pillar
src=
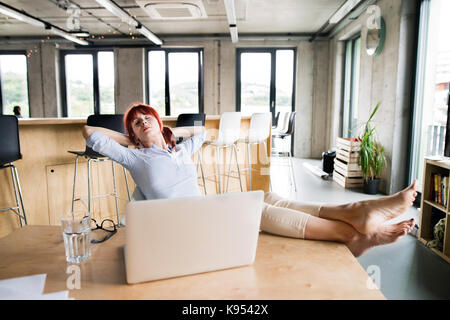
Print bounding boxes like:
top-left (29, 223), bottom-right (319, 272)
top-left (41, 43), bottom-right (59, 117)
top-left (27, 45), bottom-right (44, 118)
top-left (114, 48), bottom-right (145, 114)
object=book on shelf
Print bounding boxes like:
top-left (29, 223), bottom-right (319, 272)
top-left (430, 173), bottom-right (448, 207)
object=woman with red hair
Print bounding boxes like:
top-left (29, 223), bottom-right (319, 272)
top-left (83, 102), bottom-right (418, 257)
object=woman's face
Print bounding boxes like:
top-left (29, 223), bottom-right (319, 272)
top-left (130, 111), bottom-right (161, 146)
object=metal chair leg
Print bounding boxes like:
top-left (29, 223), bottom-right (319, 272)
top-left (10, 165), bottom-right (24, 227)
top-left (87, 159), bottom-right (92, 214)
top-left (13, 165), bottom-right (27, 226)
top-left (247, 143), bottom-right (252, 191)
top-left (123, 167), bottom-right (131, 201)
top-left (71, 155), bottom-right (79, 212)
top-left (226, 146), bottom-right (233, 193)
top-left (111, 161), bottom-right (121, 226)
top-left (286, 138), bottom-right (297, 192)
top-left (198, 151), bottom-right (207, 195)
top-left (262, 140), bottom-right (272, 192)
top-left (233, 144), bottom-right (243, 192)
top-left (216, 146), bottom-right (222, 194)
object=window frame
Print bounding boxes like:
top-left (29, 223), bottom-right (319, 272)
top-left (0, 50), bottom-right (30, 116)
top-left (145, 48), bottom-right (204, 116)
top-left (235, 47), bottom-right (297, 124)
top-left (342, 34), bottom-right (361, 138)
top-left (60, 49), bottom-right (115, 117)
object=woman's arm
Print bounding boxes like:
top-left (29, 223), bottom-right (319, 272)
top-left (171, 126), bottom-right (206, 138)
top-left (82, 125), bottom-right (132, 146)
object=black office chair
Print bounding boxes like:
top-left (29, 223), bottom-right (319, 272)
top-left (176, 113), bottom-right (207, 194)
top-left (0, 115), bottom-right (27, 227)
top-left (68, 114), bottom-right (131, 225)
top-left (271, 111), bottom-right (297, 192)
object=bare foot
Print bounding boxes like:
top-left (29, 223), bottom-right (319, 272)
top-left (336, 180), bottom-right (418, 235)
top-left (345, 219), bottom-right (415, 257)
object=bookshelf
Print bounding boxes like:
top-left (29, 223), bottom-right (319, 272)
top-left (419, 159), bottom-right (450, 263)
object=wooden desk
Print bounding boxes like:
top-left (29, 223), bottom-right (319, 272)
top-left (0, 226), bottom-right (385, 300)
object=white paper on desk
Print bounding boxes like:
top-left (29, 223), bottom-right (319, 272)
top-left (0, 274), bottom-right (73, 300)
top-left (0, 273), bottom-right (46, 297)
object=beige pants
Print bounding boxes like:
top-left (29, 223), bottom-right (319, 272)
top-left (261, 192), bottom-right (324, 239)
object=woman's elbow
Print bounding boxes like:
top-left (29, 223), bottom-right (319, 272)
top-left (82, 125), bottom-right (93, 140)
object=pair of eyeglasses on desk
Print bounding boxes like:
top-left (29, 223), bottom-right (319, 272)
top-left (90, 218), bottom-right (117, 244)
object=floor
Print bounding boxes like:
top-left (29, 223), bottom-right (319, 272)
top-left (270, 157), bottom-right (450, 300)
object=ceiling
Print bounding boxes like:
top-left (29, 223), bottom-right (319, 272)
top-left (0, 0), bottom-right (350, 43)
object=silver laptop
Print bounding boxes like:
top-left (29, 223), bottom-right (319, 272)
top-left (124, 190), bottom-right (264, 284)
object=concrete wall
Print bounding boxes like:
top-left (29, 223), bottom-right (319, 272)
top-left (327, 0), bottom-right (419, 193)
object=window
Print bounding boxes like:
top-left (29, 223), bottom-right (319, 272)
top-left (61, 50), bottom-right (115, 117)
top-left (236, 48), bottom-right (296, 122)
top-left (342, 35), bottom-right (361, 138)
top-left (409, 0), bottom-right (450, 192)
top-left (147, 49), bottom-right (204, 116)
top-left (0, 52), bottom-right (30, 117)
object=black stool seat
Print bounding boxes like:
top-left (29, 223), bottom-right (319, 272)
top-left (0, 115), bottom-right (22, 165)
top-left (175, 113), bottom-right (206, 144)
top-left (68, 114), bottom-right (127, 159)
top-left (0, 115), bottom-right (27, 227)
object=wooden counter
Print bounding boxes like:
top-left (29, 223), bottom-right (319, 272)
top-left (0, 117), bottom-right (270, 238)
top-left (0, 226), bottom-right (385, 300)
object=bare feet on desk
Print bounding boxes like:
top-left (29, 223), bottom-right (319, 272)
top-left (346, 218), bottom-right (416, 257)
top-left (335, 179), bottom-right (418, 235)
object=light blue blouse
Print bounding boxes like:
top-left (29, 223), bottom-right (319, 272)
top-left (86, 130), bottom-right (206, 200)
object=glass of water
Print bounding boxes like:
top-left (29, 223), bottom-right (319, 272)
top-left (61, 211), bottom-right (91, 263)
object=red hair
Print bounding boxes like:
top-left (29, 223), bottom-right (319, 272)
top-left (124, 103), bottom-right (176, 148)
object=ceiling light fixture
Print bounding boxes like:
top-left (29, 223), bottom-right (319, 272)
top-left (329, 0), bottom-right (362, 24)
top-left (229, 25), bottom-right (238, 43)
top-left (95, 0), bottom-right (138, 27)
top-left (95, 0), bottom-right (162, 45)
top-left (137, 25), bottom-right (163, 45)
top-left (0, 2), bottom-right (46, 27)
top-left (223, 0), bottom-right (238, 43)
top-left (70, 31), bottom-right (90, 37)
top-left (49, 26), bottom-right (89, 45)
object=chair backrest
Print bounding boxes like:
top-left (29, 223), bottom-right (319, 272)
top-left (248, 112), bottom-right (272, 143)
top-left (0, 115), bottom-right (22, 165)
top-left (85, 114), bottom-right (125, 157)
top-left (277, 112), bottom-right (290, 133)
top-left (176, 113), bottom-right (206, 127)
top-left (285, 111), bottom-right (297, 135)
top-left (272, 111), bottom-right (280, 128)
top-left (217, 112), bottom-right (242, 145)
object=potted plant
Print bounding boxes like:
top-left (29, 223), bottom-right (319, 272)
top-left (357, 102), bottom-right (387, 195)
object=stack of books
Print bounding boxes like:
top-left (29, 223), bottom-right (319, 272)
top-left (333, 137), bottom-right (364, 188)
top-left (430, 173), bottom-right (449, 207)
